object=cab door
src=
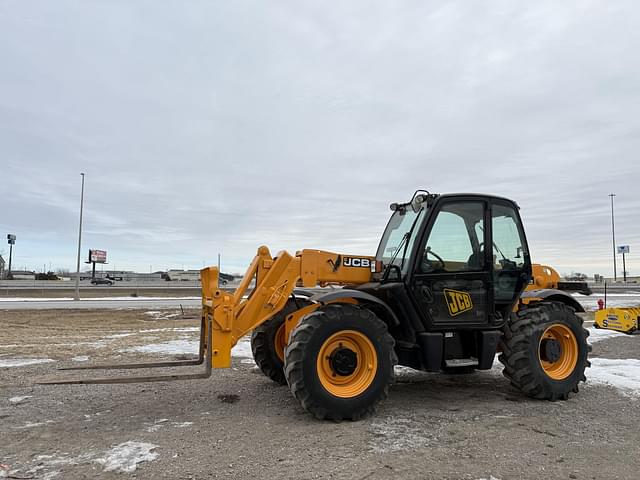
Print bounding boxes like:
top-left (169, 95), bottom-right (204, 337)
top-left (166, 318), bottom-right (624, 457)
top-left (410, 200), bottom-right (492, 329)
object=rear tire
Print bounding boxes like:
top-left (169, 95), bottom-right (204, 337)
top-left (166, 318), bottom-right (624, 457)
top-left (251, 298), bottom-right (311, 385)
top-left (499, 301), bottom-right (590, 400)
top-left (284, 304), bottom-right (396, 421)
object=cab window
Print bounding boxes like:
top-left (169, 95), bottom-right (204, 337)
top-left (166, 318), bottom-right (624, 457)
top-left (420, 202), bottom-right (485, 273)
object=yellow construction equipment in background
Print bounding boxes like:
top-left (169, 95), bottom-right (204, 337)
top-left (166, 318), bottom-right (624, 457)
top-left (520, 264), bottom-right (589, 311)
top-left (595, 307), bottom-right (640, 334)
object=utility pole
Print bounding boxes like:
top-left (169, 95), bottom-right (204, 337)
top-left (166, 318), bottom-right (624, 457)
top-left (74, 173), bottom-right (85, 301)
top-left (609, 193), bottom-right (616, 281)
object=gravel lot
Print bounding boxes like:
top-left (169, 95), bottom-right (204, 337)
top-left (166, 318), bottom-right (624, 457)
top-left (1, 308), bottom-right (639, 480)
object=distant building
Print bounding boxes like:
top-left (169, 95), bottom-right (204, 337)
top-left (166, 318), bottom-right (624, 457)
top-left (102, 270), bottom-right (163, 281)
top-left (166, 269), bottom-right (201, 281)
top-left (70, 270), bottom-right (163, 281)
top-left (9, 270), bottom-right (36, 280)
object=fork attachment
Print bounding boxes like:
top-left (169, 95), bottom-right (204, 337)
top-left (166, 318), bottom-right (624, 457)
top-left (58, 317), bottom-right (207, 371)
top-left (37, 318), bottom-right (212, 385)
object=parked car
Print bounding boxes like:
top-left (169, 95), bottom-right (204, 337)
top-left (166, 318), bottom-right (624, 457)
top-left (91, 278), bottom-right (114, 286)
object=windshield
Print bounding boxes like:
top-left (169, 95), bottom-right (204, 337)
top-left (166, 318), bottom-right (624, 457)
top-left (375, 207), bottom-right (425, 272)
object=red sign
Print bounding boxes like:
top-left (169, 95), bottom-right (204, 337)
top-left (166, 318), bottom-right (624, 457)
top-left (89, 249), bottom-right (107, 263)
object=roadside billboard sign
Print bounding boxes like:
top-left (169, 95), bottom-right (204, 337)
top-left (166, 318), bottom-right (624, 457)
top-left (617, 245), bottom-right (630, 254)
top-left (88, 249), bottom-right (107, 263)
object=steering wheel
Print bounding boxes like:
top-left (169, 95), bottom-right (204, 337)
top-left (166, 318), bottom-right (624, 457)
top-left (422, 247), bottom-right (446, 272)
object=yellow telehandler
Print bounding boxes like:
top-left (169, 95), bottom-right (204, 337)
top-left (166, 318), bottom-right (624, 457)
top-left (46, 191), bottom-right (591, 420)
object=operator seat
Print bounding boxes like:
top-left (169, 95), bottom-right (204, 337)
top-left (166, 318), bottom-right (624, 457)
top-left (466, 251), bottom-right (484, 271)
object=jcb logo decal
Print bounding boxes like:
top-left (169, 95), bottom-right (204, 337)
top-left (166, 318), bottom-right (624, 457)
top-left (444, 289), bottom-right (473, 316)
top-left (343, 257), bottom-right (372, 268)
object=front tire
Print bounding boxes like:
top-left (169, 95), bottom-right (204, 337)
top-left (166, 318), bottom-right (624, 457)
top-left (284, 304), bottom-right (396, 421)
top-left (499, 301), bottom-right (590, 400)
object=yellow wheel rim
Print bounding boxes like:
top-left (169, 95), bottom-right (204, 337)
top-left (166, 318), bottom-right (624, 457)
top-left (274, 323), bottom-right (287, 363)
top-left (316, 330), bottom-right (378, 398)
top-left (539, 324), bottom-right (578, 380)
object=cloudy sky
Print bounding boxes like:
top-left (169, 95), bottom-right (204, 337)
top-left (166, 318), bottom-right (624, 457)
top-left (1, 1), bottom-right (638, 276)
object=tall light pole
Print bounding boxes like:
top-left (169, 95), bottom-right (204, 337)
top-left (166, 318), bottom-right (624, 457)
top-left (609, 193), bottom-right (616, 281)
top-left (74, 173), bottom-right (85, 301)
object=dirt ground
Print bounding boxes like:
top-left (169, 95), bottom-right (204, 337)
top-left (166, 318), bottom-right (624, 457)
top-left (1, 308), bottom-right (639, 480)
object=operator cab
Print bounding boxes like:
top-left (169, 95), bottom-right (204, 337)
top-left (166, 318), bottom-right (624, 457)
top-left (375, 190), bottom-right (532, 328)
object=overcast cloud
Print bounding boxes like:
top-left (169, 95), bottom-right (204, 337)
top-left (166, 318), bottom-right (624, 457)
top-left (0, 1), bottom-right (638, 276)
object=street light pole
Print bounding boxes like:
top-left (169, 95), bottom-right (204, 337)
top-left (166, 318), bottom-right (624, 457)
top-left (609, 193), bottom-right (616, 282)
top-left (74, 173), bottom-right (85, 301)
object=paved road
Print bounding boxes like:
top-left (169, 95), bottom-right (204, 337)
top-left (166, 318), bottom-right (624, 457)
top-left (1, 293), bottom-right (639, 311)
top-left (0, 297), bottom-right (201, 310)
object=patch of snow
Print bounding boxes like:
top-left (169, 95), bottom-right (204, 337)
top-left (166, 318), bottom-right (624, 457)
top-left (22, 463), bottom-right (64, 480)
top-left (588, 358), bottom-right (640, 397)
top-left (32, 453), bottom-right (81, 466)
top-left (231, 337), bottom-right (253, 358)
top-left (38, 472), bottom-right (60, 480)
top-left (124, 335), bottom-right (254, 360)
top-left (105, 332), bottom-right (135, 339)
top-left (83, 340), bottom-right (109, 348)
top-left (94, 441), bottom-right (159, 473)
top-left (123, 339), bottom-right (198, 355)
top-left (587, 327), bottom-right (626, 344)
top-left (71, 355), bottom-right (89, 362)
top-left (394, 365), bottom-right (420, 375)
top-left (14, 420), bottom-right (55, 429)
top-left (171, 421), bottom-right (193, 428)
top-left (139, 327), bottom-right (198, 333)
top-left (0, 358), bottom-right (55, 368)
top-left (369, 416), bottom-right (435, 452)
top-left (394, 365), bottom-right (432, 383)
top-left (14, 441), bottom-right (158, 478)
top-left (146, 418), bottom-right (169, 432)
top-left (9, 395), bottom-right (32, 404)
top-left (1, 340), bottom-right (109, 349)
top-left (144, 311), bottom-right (181, 320)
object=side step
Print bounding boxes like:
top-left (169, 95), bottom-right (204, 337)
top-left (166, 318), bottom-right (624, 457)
top-left (444, 357), bottom-right (479, 368)
top-left (37, 317), bottom-right (213, 385)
